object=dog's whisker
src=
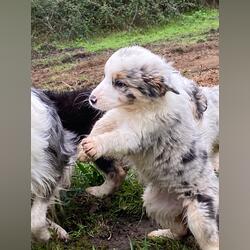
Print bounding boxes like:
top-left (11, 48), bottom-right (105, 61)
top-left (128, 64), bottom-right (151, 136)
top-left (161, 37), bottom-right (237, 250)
top-left (93, 110), bottom-right (103, 120)
top-left (73, 92), bottom-right (91, 106)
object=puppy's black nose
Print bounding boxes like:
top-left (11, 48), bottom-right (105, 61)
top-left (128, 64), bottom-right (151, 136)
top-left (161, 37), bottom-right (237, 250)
top-left (89, 95), bottom-right (97, 105)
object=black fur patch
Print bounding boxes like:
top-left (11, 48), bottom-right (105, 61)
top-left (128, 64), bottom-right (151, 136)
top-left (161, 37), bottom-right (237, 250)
top-left (181, 148), bottom-right (196, 164)
top-left (216, 213), bottom-right (219, 230)
top-left (44, 88), bottom-right (101, 138)
top-left (155, 151), bottom-right (165, 161)
top-left (196, 194), bottom-right (215, 219)
top-left (177, 170), bottom-right (184, 176)
top-left (184, 191), bottom-right (192, 197)
top-left (43, 88), bottom-right (119, 174)
top-left (156, 137), bottom-right (162, 147)
top-left (95, 157), bottom-right (117, 174)
top-left (138, 82), bottom-right (162, 98)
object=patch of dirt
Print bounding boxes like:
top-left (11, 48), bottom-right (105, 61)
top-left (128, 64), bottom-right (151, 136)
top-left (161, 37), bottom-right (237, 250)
top-left (32, 32), bottom-right (218, 91)
top-left (89, 216), bottom-right (198, 250)
top-left (91, 218), bottom-right (156, 250)
top-left (149, 39), bottom-right (219, 86)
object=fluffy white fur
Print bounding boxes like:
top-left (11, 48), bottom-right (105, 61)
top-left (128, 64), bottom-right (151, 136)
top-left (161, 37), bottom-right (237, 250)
top-left (31, 89), bottom-right (76, 242)
top-left (31, 91), bottom-right (57, 198)
top-left (79, 46), bottom-right (219, 250)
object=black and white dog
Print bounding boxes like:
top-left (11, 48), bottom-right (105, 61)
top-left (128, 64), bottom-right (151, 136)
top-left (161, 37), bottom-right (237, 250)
top-left (31, 87), bottom-right (127, 241)
top-left (31, 88), bottom-right (76, 241)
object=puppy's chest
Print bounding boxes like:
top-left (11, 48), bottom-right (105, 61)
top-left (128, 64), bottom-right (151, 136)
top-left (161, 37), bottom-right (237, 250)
top-left (130, 132), bottom-right (183, 183)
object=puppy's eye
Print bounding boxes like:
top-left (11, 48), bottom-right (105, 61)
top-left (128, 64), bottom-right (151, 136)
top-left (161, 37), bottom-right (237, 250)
top-left (113, 80), bottom-right (126, 88)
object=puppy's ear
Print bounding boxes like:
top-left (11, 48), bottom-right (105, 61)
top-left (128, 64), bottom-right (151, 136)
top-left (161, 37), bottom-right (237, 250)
top-left (163, 78), bottom-right (180, 95)
top-left (142, 74), bottom-right (179, 97)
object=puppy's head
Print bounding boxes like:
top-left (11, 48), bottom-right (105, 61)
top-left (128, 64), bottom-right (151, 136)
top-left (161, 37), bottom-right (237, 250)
top-left (89, 46), bottom-right (179, 111)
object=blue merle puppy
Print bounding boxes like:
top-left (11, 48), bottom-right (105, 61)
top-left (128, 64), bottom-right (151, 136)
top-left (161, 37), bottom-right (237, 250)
top-left (31, 88), bottom-right (76, 241)
top-left (79, 46), bottom-right (219, 250)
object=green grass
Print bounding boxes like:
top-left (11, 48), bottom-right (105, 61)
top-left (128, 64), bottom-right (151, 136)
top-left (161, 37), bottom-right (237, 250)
top-left (32, 163), bottom-right (197, 250)
top-left (75, 161), bottom-right (144, 217)
top-left (131, 236), bottom-right (199, 250)
top-left (34, 8), bottom-right (218, 54)
top-left (32, 52), bottom-right (81, 68)
top-left (32, 163), bottom-right (146, 250)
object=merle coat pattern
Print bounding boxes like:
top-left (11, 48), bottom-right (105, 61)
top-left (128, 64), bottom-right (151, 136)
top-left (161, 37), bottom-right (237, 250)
top-left (80, 46), bottom-right (219, 250)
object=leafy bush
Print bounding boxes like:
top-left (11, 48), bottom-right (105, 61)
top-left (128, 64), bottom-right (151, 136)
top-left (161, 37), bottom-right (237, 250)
top-left (32, 0), bottom-right (216, 41)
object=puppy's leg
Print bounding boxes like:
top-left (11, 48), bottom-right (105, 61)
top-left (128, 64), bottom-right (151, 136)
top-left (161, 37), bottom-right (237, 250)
top-left (77, 117), bottom-right (131, 197)
top-left (31, 198), bottom-right (50, 242)
top-left (148, 228), bottom-right (186, 240)
top-left (81, 130), bottom-right (138, 160)
top-left (47, 219), bottom-right (69, 241)
top-left (31, 197), bottom-right (70, 242)
top-left (143, 185), bottom-right (187, 240)
top-left (86, 158), bottom-right (127, 198)
top-left (185, 196), bottom-right (219, 250)
top-left (79, 112), bottom-right (139, 159)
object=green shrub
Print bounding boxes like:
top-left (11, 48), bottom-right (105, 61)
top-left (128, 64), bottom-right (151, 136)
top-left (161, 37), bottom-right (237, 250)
top-left (32, 0), bottom-right (214, 41)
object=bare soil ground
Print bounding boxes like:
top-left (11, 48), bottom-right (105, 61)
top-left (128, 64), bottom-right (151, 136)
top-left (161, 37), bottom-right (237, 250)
top-left (32, 33), bottom-right (218, 92)
top-left (90, 218), bottom-right (156, 249)
top-left (31, 32), bottom-right (218, 250)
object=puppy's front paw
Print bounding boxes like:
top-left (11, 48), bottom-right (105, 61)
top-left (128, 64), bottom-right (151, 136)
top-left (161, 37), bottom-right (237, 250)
top-left (85, 186), bottom-right (106, 198)
top-left (81, 137), bottom-right (102, 160)
top-left (77, 144), bottom-right (90, 162)
top-left (55, 227), bottom-right (70, 242)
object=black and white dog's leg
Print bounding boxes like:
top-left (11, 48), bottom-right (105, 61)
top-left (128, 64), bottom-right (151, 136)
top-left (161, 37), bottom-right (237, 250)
top-left (85, 157), bottom-right (127, 198)
top-left (46, 219), bottom-right (69, 241)
top-left (31, 195), bottom-right (70, 241)
top-left (185, 194), bottom-right (219, 250)
top-left (31, 198), bottom-right (50, 242)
